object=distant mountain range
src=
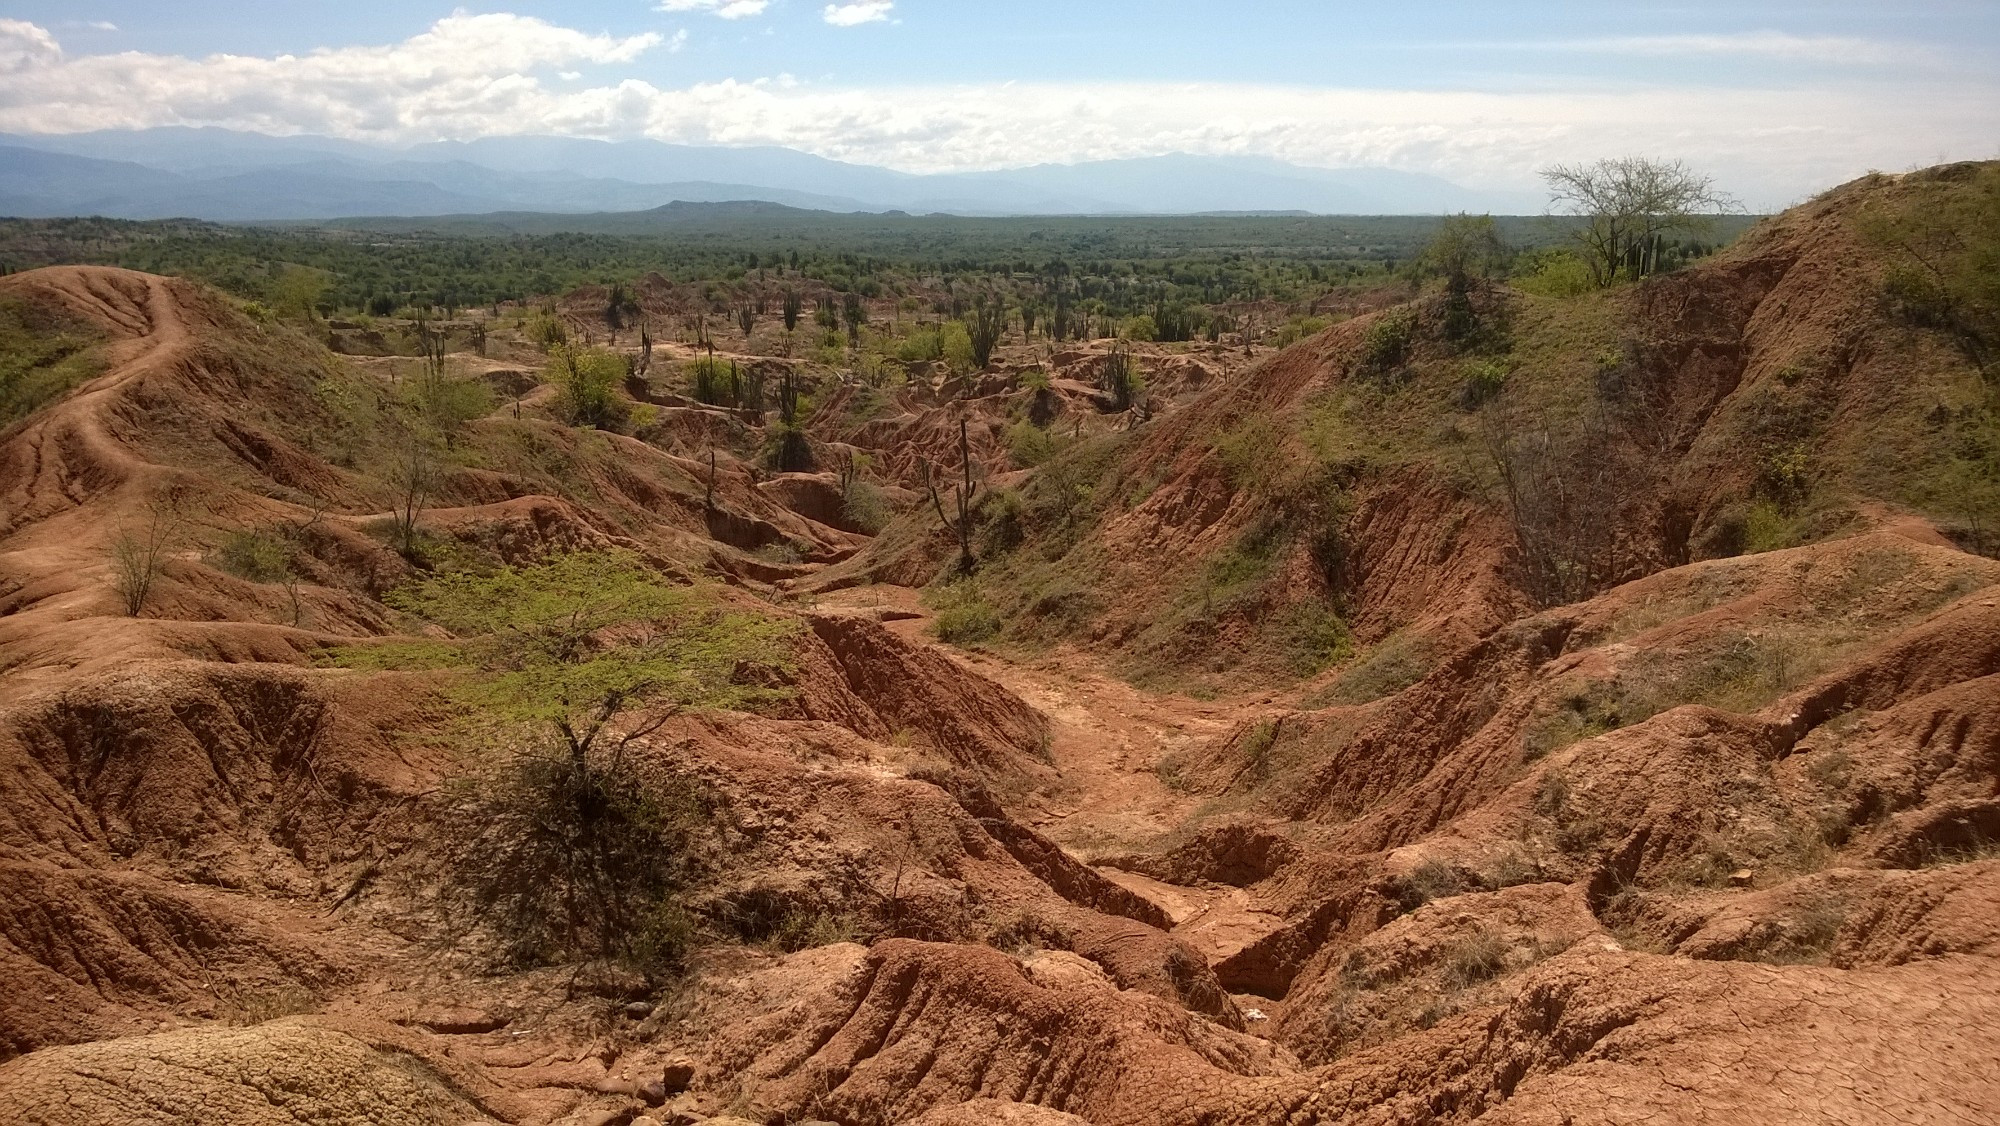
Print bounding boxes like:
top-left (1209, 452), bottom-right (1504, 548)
top-left (0, 128), bottom-right (1547, 222)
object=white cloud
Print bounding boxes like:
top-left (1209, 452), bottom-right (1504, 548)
top-left (667, 29), bottom-right (689, 53)
top-left (0, 18), bottom-right (1991, 208)
top-left (822, 2), bottom-right (893, 27)
top-left (0, 15), bottom-right (660, 135)
top-left (657, 0), bottom-right (769, 18)
top-left (1553, 32), bottom-right (1923, 66)
top-left (0, 19), bottom-right (63, 72)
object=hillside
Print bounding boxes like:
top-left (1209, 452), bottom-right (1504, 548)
top-left (0, 164), bottom-right (1996, 1126)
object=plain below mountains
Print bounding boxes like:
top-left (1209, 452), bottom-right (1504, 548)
top-left (0, 128), bottom-right (1545, 222)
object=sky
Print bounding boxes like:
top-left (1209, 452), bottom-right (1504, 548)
top-left (1, 1), bottom-right (1996, 207)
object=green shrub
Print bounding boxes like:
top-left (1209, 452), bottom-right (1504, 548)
top-left (1213, 415), bottom-right (1286, 490)
top-left (1278, 601), bottom-right (1353, 676)
top-left (1460, 358), bottom-right (1510, 407)
top-left (685, 356), bottom-right (739, 405)
top-left (527, 311), bottom-right (569, 350)
top-left (841, 480), bottom-right (892, 533)
top-left (976, 487), bottom-right (1028, 554)
top-left (1357, 307), bottom-right (1417, 380)
top-left (897, 326), bottom-right (945, 363)
top-left (1122, 314), bottom-right (1158, 342)
top-left (212, 528), bottom-right (292, 583)
top-left (1273, 315), bottom-right (1331, 348)
top-left (931, 582), bottom-right (1002, 644)
top-left (1007, 419), bottom-right (1059, 467)
top-left (1743, 500), bottom-right (1803, 553)
top-left (547, 344), bottom-right (627, 429)
top-left (941, 321), bottom-right (976, 373)
top-left (329, 551), bottom-right (795, 979)
top-left (1512, 248), bottom-right (1594, 298)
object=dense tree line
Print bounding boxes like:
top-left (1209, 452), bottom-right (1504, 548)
top-left (0, 210), bottom-right (1756, 325)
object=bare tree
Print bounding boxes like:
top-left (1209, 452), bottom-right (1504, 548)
top-left (109, 499), bottom-right (185, 616)
top-left (1541, 157), bottom-right (1736, 286)
top-left (1478, 400), bottom-right (1632, 606)
top-left (387, 424), bottom-right (435, 560)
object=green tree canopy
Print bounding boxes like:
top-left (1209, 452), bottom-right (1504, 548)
top-left (1541, 157), bottom-right (1735, 286)
top-left (340, 550), bottom-right (796, 756)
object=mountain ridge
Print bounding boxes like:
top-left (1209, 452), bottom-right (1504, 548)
top-left (0, 128), bottom-right (1546, 220)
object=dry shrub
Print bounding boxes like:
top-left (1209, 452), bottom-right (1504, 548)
top-left (430, 743), bottom-right (718, 983)
top-left (1440, 929), bottom-right (1510, 989)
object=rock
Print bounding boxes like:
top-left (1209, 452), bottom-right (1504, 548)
top-left (637, 1078), bottom-right (667, 1106)
top-left (661, 1058), bottom-right (696, 1094)
top-left (624, 1001), bottom-right (655, 1020)
top-left (1730, 869), bottom-right (1756, 888)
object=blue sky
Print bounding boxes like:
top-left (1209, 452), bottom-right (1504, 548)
top-left (2, 1), bottom-right (1995, 205)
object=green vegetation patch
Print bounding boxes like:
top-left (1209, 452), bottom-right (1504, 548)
top-left (325, 550), bottom-right (798, 978)
top-left (0, 294), bottom-right (103, 427)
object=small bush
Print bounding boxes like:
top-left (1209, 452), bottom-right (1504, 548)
top-left (931, 582), bottom-right (1002, 644)
top-left (527, 311), bottom-right (568, 350)
top-left (754, 540), bottom-right (806, 566)
top-left (1273, 315), bottom-right (1332, 348)
top-left (1240, 719), bottom-right (1279, 781)
top-left (548, 344), bottom-right (627, 429)
top-left (431, 746), bottom-right (718, 981)
top-left (212, 528), bottom-right (293, 583)
top-left (897, 326), bottom-right (944, 363)
top-left (1394, 858), bottom-right (1465, 913)
top-left (1460, 358), bottom-right (1510, 407)
top-left (1742, 499), bottom-right (1804, 553)
top-left (109, 507), bottom-right (181, 616)
top-left (1007, 420), bottom-right (1059, 468)
top-left (1277, 601), bottom-right (1353, 677)
top-left (986, 909), bottom-right (1074, 955)
top-left (976, 487), bottom-right (1028, 555)
top-left (941, 321), bottom-right (976, 373)
top-left (1512, 248), bottom-right (1593, 298)
top-left (1213, 415), bottom-right (1286, 490)
top-left (841, 480), bottom-right (892, 533)
top-left (685, 356), bottom-right (739, 406)
top-left (1357, 307), bottom-right (1417, 381)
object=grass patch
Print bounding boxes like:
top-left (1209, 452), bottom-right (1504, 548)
top-left (210, 526), bottom-right (294, 583)
top-left (0, 294), bottom-right (103, 426)
top-left (1305, 633), bottom-right (1438, 707)
top-left (1440, 929), bottom-right (1509, 989)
